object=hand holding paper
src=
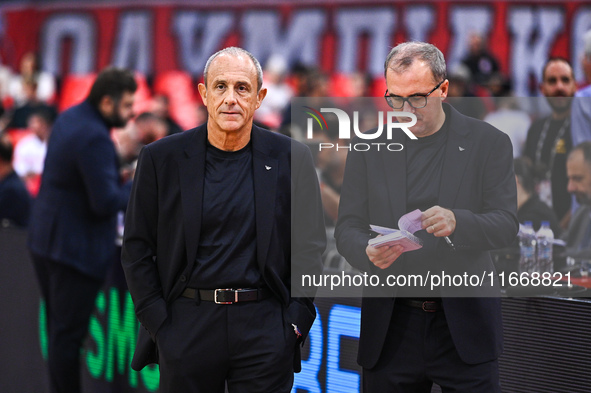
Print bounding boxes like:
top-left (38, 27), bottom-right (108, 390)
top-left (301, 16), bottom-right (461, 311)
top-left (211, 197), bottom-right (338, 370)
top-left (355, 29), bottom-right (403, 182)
top-left (368, 209), bottom-right (423, 252)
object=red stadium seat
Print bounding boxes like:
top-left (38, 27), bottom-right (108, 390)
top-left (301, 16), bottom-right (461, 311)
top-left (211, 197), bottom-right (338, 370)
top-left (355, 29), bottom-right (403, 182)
top-left (370, 76), bottom-right (386, 98)
top-left (59, 74), bottom-right (96, 112)
top-left (133, 73), bottom-right (152, 115)
top-left (5, 128), bottom-right (32, 148)
top-left (330, 73), bottom-right (355, 97)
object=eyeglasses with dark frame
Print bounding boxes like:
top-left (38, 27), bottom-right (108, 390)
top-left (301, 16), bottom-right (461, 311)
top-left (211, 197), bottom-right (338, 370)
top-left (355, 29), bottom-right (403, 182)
top-left (384, 79), bottom-right (446, 109)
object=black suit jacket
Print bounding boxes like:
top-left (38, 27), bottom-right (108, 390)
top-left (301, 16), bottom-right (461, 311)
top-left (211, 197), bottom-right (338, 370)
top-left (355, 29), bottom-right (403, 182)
top-left (28, 100), bottom-right (131, 279)
top-left (121, 123), bottom-right (326, 371)
top-left (335, 104), bottom-right (518, 368)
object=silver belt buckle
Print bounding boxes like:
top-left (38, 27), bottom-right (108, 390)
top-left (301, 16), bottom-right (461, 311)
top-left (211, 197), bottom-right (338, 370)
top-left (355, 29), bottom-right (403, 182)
top-left (214, 288), bottom-right (235, 304)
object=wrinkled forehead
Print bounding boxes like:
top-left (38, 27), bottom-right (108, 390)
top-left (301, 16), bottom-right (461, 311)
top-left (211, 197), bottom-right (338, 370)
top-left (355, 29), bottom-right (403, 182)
top-left (387, 59), bottom-right (436, 83)
top-left (542, 60), bottom-right (574, 81)
top-left (207, 54), bottom-right (257, 85)
top-left (568, 150), bottom-right (591, 173)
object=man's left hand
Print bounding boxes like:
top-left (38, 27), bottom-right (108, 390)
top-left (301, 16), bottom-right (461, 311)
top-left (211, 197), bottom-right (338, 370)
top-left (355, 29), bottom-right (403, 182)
top-left (422, 206), bottom-right (456, 237)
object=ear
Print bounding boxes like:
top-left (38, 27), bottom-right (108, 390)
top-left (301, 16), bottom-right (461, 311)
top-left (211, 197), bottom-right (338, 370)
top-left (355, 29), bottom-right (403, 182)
top-left (255, 87), bottom-right (267, 109)
top-left (439, 79), bottom-right (449, 100)
top-left (198, 83), bottom-right (207, 106)
top-left (98, 95), bottom-right (115, 117)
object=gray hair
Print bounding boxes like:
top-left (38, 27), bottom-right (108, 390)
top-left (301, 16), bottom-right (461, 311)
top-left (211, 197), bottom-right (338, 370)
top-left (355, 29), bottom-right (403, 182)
top-left (203, 47), bottom-right (263, 91)
top-left (384, 42), bottom-right (447, 82)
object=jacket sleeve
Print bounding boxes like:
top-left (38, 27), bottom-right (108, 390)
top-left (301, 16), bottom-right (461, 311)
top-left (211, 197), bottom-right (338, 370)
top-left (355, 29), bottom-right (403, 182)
top-left (289, 141), bottom-right (326, 343)
top-left (76, 129), bottom-right (131, 217)
top-left (121, 146), bottom-right (167, 338)
top-left (334, 144), bottom-right (375, 273)
top-left (451, 131), bottom-right (519, 250)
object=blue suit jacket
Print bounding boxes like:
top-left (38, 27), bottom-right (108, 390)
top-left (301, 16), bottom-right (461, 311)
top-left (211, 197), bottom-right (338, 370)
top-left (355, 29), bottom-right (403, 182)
top-left (0, 170), bottom-right (31, 227)
top-left (28, 100), bottom-right (131, 279)
top-left (121, 123), bottom-right (326, 371)
top-left (335, 104), bottom-right (519, 368)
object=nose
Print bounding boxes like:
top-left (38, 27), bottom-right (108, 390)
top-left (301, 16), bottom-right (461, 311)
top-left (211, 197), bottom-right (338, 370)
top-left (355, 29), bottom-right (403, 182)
top-left (567, 179), bottom-right (575, 194)
top-left (402, 100), bottom-right (416, 113)
top-left (224, 88), bottom-right (237, 105)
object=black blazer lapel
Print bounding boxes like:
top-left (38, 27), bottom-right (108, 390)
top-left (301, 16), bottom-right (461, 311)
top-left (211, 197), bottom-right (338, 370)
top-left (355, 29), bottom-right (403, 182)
top-left (178, 126), bottom-right (207, 269)
top-left (251, 127), bottom-right (278, 271)
top-left (438, 106), bottom-right (473, 209)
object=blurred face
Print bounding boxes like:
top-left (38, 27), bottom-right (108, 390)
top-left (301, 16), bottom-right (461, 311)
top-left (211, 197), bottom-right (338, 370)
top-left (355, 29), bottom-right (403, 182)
top-left (102, 91), bottom-right (135, 128)
top-left (198, 54), bottom-right (266, 137)
top-left (567, 150), bottom-right (591, 205)
top-left (468, 34), bottom-right (484, 54)
top-left (541, 60), bottom-right (576, 114)
top-left (20, 52), bottom-right (37, 75)
top-left (386, 60), bottom-right (448, 138)
top-left (136, 118), bottom-right (167, 144)
top-left (27, 115), bottom-right (50, 141)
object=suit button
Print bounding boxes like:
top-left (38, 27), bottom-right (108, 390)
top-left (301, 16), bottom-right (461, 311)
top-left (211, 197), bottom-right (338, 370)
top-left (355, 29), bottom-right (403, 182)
top-left (180, 275), bottom-right (187, 282)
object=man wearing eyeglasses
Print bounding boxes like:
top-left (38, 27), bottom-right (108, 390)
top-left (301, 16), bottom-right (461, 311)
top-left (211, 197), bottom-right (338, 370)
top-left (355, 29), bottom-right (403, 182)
top-left (335, 41), bottom-right (518, 392)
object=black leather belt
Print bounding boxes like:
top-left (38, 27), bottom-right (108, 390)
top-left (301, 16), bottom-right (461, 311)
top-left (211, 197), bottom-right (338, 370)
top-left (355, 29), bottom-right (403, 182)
top-left (181, 287), bottom-right (271, 304)
top-left (396, 299), bottom-right (442, 312)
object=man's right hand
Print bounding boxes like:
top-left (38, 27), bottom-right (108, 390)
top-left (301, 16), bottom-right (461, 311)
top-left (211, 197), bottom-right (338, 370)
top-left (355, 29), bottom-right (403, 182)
top-left (366, 244), bottom-right (404, 269)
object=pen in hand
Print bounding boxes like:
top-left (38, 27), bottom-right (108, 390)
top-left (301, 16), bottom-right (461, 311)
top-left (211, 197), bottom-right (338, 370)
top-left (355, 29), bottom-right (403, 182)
top-left (444, 236), bottom-right (456, 251)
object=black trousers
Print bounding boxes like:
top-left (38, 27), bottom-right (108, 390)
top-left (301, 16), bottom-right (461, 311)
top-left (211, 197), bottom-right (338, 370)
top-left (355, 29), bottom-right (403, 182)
top-left (363, 303), bottom-right (501, 393)
top-left (31, 254), bottom-right (103, 393)
top-left (156, 296), bottom-right (296, 393)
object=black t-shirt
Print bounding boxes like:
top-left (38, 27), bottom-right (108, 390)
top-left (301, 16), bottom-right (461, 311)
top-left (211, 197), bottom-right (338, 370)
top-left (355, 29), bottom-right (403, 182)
top-left (189, 141), bottom-right (262, 289)
top-left (524, 116), bottom-right (572, 221)
top-left (397, 112), bottom-right (449, 297)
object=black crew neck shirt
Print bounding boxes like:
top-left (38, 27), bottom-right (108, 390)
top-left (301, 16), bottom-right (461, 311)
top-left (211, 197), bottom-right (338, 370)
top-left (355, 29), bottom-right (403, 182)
top-left (189, 140), bottom-right (262, 289)
top-left (398, 110), bottom-right (450, 298)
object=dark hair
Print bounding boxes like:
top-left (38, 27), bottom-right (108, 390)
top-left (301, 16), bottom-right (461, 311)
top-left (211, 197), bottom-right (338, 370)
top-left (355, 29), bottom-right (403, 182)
top-left (542, 57), bottom-right (574, 80)
top-left (87, 67), bottom-right (138, 108)
top-left (570, 141), bottom-right (591, 166)
top-left (514, 157), bottom-right (537, 194)
top-left (28, 107), bottom-right (56, 125)
top-left (0, 137), bottom-right (13, 163)
top-left (135, 111), bottom-right (160, 123)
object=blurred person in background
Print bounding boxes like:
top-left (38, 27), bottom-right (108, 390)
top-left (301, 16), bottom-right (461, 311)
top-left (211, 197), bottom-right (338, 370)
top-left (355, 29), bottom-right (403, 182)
top-left (133, 111), bottom-right (168, 145)
top-left (461, 32), bottom-right (500, 87)
top-left (9, 51), bottom-right (56, 105)
top-left (0, 135), bottom-right (30, 227)
top-left (27, 67), bottom-right (137, 393)
top-left (486, 72), bottom-right (513, 97)
top-left (12, 108), bottom-right (54, 195)
top-left (484, 96), bottom-right (531, 157)
top-left (279, 65), bottom-right (330, 138)
top-left (445, 63), bottom-right (487, 120)
top-left (256, 54), bottom-right (293, 130)
top-left (151, 93), bottom-right (183, 135)
top-left (7, 76), bottom-right (57, 129)
top-left (514, 157), bottom-right (561, 235)
top-left (524, 58), bottom-right (577, 229)
top-left (563, 142), bottom-right (591, 254)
